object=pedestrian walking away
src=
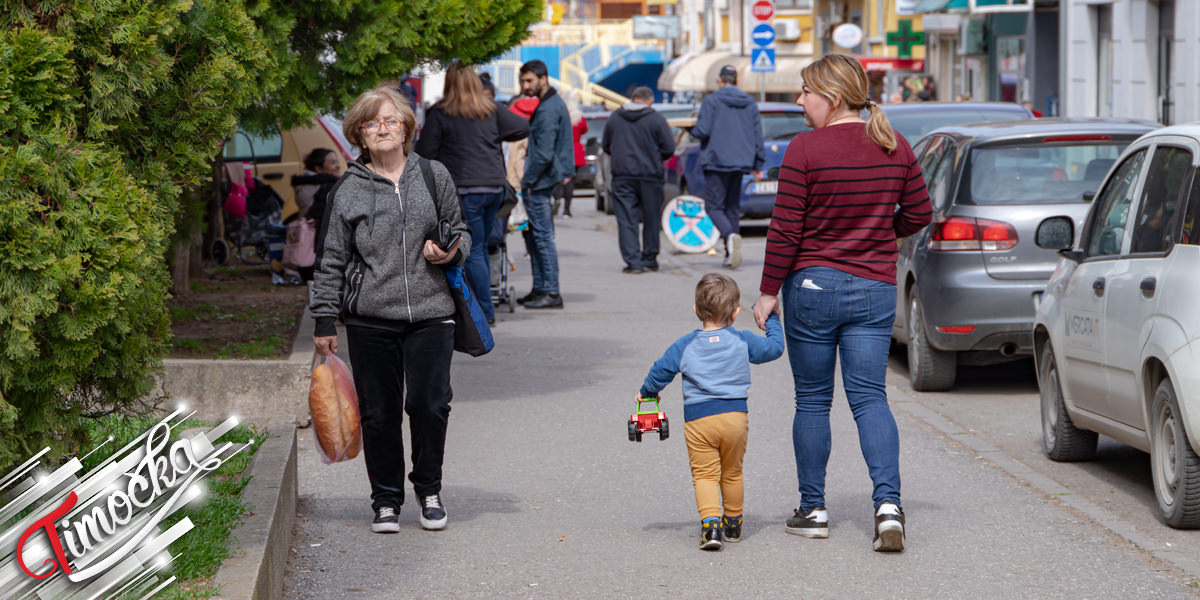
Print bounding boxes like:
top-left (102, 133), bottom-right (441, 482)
top-left (415, 61), bottom-right (530, 325)
top-left (517, 59), bottom-right (574, 309)
top-left (556, 89), bottom-right (586, 218)
top-left (602, 86), bottom-right (675, 273)
top-left (310, 85), bottom-right (471, 534)
top-left (752, 54), bottom-right (933, 552)
top-left (639, 274), bottom-right (783, 551)
top-left (690, 65), bottom-right (764, 270)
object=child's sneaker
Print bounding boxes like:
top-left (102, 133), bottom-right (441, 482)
top-left (873, 503), bottom-right (905, 552)
top-left (722, 515), bottom-right (742, 542)
top-left (700, 517), bottom-right (723, 551)
top-left (785, 507), bottom-right (829, 538)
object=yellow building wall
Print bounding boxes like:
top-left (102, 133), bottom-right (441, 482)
top-left (775, 13), bottom-right (814, 45)
top-left (813, 0), bottom-right (926, 60)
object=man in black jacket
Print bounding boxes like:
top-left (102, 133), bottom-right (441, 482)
top-left (601, 87), bottom-right (676, 273)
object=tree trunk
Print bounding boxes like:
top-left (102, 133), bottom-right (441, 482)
top-left (171, 238), bottom-right (191, 297)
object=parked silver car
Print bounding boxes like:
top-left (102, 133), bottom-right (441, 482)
top-left (1032, 123), bottom-right (1200, 528)
top-left (896, 119), bottom-right (1158, 391)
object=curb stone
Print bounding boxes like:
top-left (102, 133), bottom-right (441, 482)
top-left (211, 420), bottom-right (298, 600)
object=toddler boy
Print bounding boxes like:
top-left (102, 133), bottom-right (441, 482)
top-left (638, 273), bottom-right (783, 550)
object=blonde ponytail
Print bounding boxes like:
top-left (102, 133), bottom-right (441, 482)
top-left (865, 103), bottom-right (897, 154)
top-left (801, 53), bottom-right (899, 154)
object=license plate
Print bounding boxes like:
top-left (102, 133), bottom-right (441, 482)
top-left (751, 181), bottom-right (778, 195)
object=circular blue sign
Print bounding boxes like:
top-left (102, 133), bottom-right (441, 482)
top-left (662, 195), bottom-right (720, 254)
top-left (752, 23), bottom-right (776, 47)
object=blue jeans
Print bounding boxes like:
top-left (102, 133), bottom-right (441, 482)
top-left (460, 192), bottom-right (503, 321)
top-left (782, 266), bottom-right (901, 512)
top-left (523, 188), bottom-right (559, 295)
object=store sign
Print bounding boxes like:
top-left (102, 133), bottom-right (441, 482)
top-left (859, 57), bottom-right (926, 72)
top-left (832, 23), bottom-right (864, 49)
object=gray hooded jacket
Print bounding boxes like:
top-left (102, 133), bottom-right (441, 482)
top-left (310, 155), bottom-right (470, 336)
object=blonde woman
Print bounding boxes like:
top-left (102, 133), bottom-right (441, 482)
top-left (416, 62), bottom-right (529, 324)
top-left (310, 85), bottom-right (470, 534)
top-left (751, 53), bottom-right (932, 552)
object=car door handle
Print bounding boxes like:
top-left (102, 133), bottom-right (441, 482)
top-left (1140, 277), bottom-right (1157, 298)
top-left (1092, 278), bottom-right (1105, 297)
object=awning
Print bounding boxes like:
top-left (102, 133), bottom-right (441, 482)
top-left (659, 49), bottom-right (811, 94)
top-left (912, 0), bottom-right (967, 12)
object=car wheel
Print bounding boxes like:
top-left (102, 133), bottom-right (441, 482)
top-left (906, 290), bottom-right (957, 391)
top-left (1039, 343), bottom-right (1098, 461)
top-left (1150, 378), bottom-right (1200, 528)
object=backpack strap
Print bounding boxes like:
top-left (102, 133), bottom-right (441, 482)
top-left (418, 156), bottom-right (438, 218)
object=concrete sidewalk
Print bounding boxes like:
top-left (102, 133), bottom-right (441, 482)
top-left (283, 208), bottom-right (1196, 598)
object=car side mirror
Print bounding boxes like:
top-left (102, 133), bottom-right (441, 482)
top-left (1036, 216), bottom-right (1075, 251)
top-left (1083, 190), bottom-right (1096, 202)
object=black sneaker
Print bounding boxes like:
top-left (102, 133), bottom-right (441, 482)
top-left (418, 494), bottom-right (447, 530)
top-left (622, 266), bottom-right (645, 274)
top-left (517, 290), bottom-right (545, 305)
top-left (785, 507), bottom-right (829, 539)
top-left (644, 262), bottom-right (659, 272)
top-left (371, 505), bottom-right (400, 533)
top-left (700, 518), bottom-right (723, 551)
top-left (722, 515), bottom-right (742, 543)
top-left (524, 293), bottom-right (563, 309)
top-left (873, 503), bottom-right (905, 552)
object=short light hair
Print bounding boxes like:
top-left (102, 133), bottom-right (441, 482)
top-left (343, 85), bottom-right (418, 157)
top-left (695, 273), bottom-right (740, 324)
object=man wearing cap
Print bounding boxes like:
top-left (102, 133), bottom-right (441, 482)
top-left (691, 65), bottom-right (765, 269)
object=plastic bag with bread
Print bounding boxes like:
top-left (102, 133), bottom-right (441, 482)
top-left (308, 354), bottom-right (362, 464)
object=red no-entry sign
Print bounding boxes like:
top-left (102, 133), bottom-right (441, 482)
top-left (752, 0), bottom-right (774, 21)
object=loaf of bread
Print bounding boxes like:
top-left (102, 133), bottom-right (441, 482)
top-left (309, 360), bottom-right (361, 462)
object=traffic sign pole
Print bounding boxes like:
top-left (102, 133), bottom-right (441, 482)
top-left (750, 0), bottom-right (775, 100)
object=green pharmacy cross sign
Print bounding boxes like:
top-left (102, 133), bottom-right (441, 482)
top-left (887, 19), bottom-right (925, 58)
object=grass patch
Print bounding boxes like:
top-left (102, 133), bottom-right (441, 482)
top-left (80, 415), bottom-right (268, 600)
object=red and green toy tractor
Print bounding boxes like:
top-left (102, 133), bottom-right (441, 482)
top-left (628, 397), bottom-right (669, 442)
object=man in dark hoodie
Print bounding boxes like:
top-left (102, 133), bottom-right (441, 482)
top-left (602, 86), bottom-right (675, 273)
top-left (691, 65), bottom-right (765, 270)
top-left (517, 59), bottom-right (574, 309)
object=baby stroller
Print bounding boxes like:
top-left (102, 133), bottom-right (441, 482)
top-left (212, 160), bottom-right (285, 267)
top-left (489, 187), bottom-right (520, 313)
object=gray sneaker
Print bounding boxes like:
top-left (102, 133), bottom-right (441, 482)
top-left (728, 233), bottom-right (743, 269)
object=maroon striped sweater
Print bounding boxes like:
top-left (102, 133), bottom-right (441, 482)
top-left (760, 122), bottom-right (933, 295)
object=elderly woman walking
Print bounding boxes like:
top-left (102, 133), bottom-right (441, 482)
top-left (752, 54), bottom-right (932, 552)
top-left (310, 85), bottom-right (470, 533)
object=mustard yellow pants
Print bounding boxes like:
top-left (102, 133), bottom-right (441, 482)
top-left (684, 411), bottom-right (749, 520)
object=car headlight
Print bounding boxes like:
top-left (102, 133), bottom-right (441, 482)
top-left (586, 155), bottom-right (597, 161)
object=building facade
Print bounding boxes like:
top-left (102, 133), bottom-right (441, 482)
top-left (1061, 0), bottom-right (1200, 125)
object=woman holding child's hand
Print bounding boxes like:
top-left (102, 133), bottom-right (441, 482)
top-left (755, 54), bottom-right (932, 552)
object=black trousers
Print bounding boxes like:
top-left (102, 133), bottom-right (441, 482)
top-left (612, 177), bottom-right (665, 269)
top-left (346, 320), bottom-right (454, 511)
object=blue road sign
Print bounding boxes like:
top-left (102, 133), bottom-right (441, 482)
top-left (662, 196), bottom-right (719, 253)
top-left (751, 48), bottom-right (776, 73)
top-left (752, 23), bottom-right (776, 47)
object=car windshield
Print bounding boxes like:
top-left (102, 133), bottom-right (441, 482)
top-left (889, 109), bottom-right (1028, 145)
top-left (761, 112), bottom-right (810, 141)
top-left (961, 141), bottom-right (1131, 205)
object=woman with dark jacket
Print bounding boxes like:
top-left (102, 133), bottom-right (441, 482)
top-left (416, 62), bottom-right (529, 324)
top-left (752, 54), bottom-right (932, 552)
top-left (311, 85), bottom-right (470, 534)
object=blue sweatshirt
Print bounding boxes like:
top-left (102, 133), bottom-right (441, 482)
top-left (640, 314), bottom-right (784, 421)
